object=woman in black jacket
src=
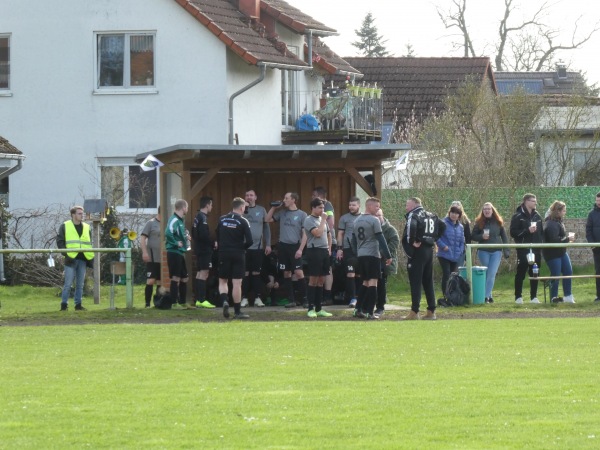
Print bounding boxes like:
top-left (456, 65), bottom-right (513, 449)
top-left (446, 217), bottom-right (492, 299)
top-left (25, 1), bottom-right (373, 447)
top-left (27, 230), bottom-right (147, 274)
top-left (543, 201), bottom-right (575, 303)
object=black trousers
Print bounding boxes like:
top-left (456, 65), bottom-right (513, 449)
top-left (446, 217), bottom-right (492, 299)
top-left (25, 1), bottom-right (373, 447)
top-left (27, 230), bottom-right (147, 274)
top-left (438, 257), bottom-right (459, 298)
top-left (407, 245), bottom-right (436, 313)
top-left (514, 249), bottom-right (541, 300)
top-left (593, 251), bottom-right (600, 298)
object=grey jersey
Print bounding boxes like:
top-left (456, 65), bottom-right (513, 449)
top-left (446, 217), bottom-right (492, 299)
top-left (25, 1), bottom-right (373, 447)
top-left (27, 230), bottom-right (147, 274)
top-left (273, 208), bottom-right (307, 244)
top-left (304, 215), bottom-right (329, 249)
top-left (338, 212), bottom-right (361, 249)
top-left (141, 217), bottom-right (161, 262)
top-left (243, 205), bottom-right (271, 250)
top-left (353, 214), bottom-right (383, 257)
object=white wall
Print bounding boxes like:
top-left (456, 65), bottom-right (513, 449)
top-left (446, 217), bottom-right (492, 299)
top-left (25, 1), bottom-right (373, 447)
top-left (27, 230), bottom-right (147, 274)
top-left (0, 0), bottom-right (242, 210)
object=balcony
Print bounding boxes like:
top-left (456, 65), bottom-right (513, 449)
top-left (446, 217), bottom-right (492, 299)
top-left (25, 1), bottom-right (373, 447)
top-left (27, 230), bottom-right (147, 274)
top-left (281, 87), bottom-right (383, 144)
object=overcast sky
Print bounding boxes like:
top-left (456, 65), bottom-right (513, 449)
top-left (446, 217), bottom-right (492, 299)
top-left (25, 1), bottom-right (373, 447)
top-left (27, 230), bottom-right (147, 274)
top-left (285, 0), bottom-right (600, 86)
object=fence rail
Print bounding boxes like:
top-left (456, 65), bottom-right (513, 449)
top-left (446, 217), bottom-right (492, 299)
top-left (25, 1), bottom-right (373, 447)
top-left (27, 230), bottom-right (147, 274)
top-left (0, 248), bottom-right (133, 308)
top-left (465, 242), bottom-right (600, 304)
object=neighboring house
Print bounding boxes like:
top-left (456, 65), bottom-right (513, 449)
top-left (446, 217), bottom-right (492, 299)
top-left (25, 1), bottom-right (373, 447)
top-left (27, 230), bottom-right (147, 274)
top-left (495, 63), bottom-right (589, 96)
top-left (0, 135), bottom-right (24, 206)
top-left (0, 0), bottom-right (357, 213)
top-left (338, 57), bottom-right (497, 188)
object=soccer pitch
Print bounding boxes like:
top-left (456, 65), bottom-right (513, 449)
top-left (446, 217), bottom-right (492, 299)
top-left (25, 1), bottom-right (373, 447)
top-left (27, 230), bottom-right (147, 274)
top-left (1, 319), bottom-right (599, 449)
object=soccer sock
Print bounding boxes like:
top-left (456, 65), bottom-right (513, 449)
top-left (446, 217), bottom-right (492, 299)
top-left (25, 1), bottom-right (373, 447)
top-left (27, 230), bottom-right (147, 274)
top-left (346, 277), bottom-right (356, 301)
top-left (234, 302), bottom-right (241, 314)
top-left (323, 289), bottom-right (332, 303)
top-left (356, 284), bottom-right (367, 311)
top-left (170, 280), bottom-right (179, 304)
top-left (220, 293), bottom-right (229, 305)
top-left (296, 278), bottom-right (306, 304)
top-left (306, 285), bottom-right (316, 311)
top-left (196, 279), bottom-right (206, 302)
top-left (145, 284), bottom-right (153, 306)
top-left (315, 286), bottom-right (323, 312)
top-left (251, 274), bottom-right (263, 299)
top-left (367, 286), bottom-right (377, 315)
top-left (178, 282), bottom-right (187, 305)
top-left (283, 277), bottom-right (294, 304)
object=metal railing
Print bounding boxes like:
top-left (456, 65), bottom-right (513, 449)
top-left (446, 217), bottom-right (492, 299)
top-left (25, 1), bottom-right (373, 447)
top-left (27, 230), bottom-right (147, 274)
top-left (0, 247), bottom-right (133, 308)
top-left (465, 242), bottom-right (600, 304)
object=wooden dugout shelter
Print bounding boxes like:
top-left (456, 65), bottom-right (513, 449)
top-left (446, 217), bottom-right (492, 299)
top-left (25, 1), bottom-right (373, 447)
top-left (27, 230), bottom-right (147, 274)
top-left (136, 143), bottom-right (404, 285)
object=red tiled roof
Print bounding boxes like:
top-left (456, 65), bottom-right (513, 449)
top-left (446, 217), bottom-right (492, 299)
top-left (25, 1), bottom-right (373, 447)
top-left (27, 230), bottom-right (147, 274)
top-left (0, 136), bottom-right (22, 155)
top-left (260, 0), bottom-right (337, 36)
top-left (175, 0), bottom-right (309, 67)
top-left (341, 57), bottom-right (495, 122)
top-left (306, 37), bottom-right (361, 76)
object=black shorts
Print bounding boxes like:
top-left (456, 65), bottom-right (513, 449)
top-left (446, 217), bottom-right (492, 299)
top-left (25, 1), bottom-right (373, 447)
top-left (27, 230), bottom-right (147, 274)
top-left (305, 248), bottom-right (331, 277)
top-left (358, 256), bottom-right (381, 280)
top-left (218, 251), bottom-right (245, 279)
top-left (196, 251), bottom-right (213, 271)
top-left (343, 248), bottom-right (358, 274)
top-left (145, 262), bottom-right (161, 281)
top-left (278, 242), bottom-right (303, 272)
top-left (245, 249), bottom-right (263, 273)
top-left (167, 252), bottom-right (188, 279)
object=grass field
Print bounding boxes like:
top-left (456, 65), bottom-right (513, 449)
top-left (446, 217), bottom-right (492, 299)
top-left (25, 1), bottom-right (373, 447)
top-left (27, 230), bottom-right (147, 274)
top-left (1, 271), bottom-right (600, 449)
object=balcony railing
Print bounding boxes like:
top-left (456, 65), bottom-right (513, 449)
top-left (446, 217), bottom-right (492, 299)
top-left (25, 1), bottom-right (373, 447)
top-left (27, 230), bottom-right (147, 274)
top-left (282, 88), bottom-right (383, 144)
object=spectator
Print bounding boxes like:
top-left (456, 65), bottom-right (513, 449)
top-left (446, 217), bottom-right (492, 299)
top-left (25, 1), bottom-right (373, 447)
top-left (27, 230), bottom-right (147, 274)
top-left (451, 200), bottom-right (471, 263)
top-left (471, 202), bottom-right (509, 304)
top-left (544, 201), bottom-right (575, 303)
top-left (374, 208), bottom-right (399, 318)
top-left (510, 193), bottom-right (544, 304)
top-left (585, 192), bottom-right (600, 303)
top-left (57, 205), bottom-right (94, 311)
top-left (436, 205), bottom-right (465, 302)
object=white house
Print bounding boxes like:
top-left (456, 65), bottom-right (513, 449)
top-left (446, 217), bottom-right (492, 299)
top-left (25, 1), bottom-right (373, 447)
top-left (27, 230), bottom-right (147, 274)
top-left (0, 0), bottom-right (358, 214)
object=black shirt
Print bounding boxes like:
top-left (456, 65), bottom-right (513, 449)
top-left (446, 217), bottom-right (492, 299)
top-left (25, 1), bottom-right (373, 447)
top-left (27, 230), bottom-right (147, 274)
top-left (216, 212), bottom-right (253, 252)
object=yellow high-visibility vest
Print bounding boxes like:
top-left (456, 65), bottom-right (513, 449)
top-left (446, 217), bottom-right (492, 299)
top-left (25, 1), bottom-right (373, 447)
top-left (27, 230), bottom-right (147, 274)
top-left (64, 221), bottom-right (94, 260)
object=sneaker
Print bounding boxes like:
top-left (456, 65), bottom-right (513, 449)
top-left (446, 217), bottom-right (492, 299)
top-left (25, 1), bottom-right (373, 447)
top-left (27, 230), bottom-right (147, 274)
top-left (74, 304), bottom-right (86, 311)
top-left (222, 301), bottom-right (230, 318)
top-left (422, 310), bottom-right (437, 321)
top-left (182, 303), bottom-right (197, 309)
top-left (60, 303), bottom-right (68, 311)
top-left (241, 298), bottom-right (249, 307)
top-left (233, 312), bottom-right (249, 319)
top-left (515, 297), bottom-right (524, 304)
top-left (551, 296), bottom-right (564, 303)
top-left (530, 298), bottom-right (540, 304)
top-left (595, 297), bottom-right (600, 303)
top-left (285, 302), bottom-right (299, 309)
top-left (354, 309), bottom-right (367, 319)
top-left (563, 295), bottom-right (575, 303)
top-left (484, 297), bottom-right (490, 304)
top-left (348, 299), bottom-right (357, 308)
top-left (254, 298), bottom-right (265, 307)
top-left (316, 310), bottom-right (332, 317)
top-left (401, 310), bottom-right (420, 320)
top-left (196, 300), bottom-right (215, 309)
top-left (307, 310), bottom-right (317, 318)
top-left (366, 313), bottom-right (379, 320)
top-left (374, 309), bottom-right (384, 319)
top-left (488, 297), bottom-right (494, 304)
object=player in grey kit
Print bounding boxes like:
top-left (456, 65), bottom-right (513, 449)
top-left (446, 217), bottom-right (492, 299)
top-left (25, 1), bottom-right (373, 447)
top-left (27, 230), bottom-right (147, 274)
top-left (241, 189), bottom-right (271, 307)
top-left (336, 196), bottom-right (361, 307)
top-left (351, 197), bottom-right (392, 319)
top-left (265, 192), bottom-right (308, 308)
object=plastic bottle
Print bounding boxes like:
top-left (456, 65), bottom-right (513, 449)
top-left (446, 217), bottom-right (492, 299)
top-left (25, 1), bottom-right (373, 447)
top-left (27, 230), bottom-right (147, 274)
top-left (532, 263), bottom-right (539, 278)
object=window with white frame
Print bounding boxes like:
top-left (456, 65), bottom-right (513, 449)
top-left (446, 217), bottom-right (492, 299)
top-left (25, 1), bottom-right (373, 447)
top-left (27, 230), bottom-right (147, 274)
top-left (100, 162), bottom-right (158, 211)
top-left (281, 45), bottom-right (299, 127)
top-left (0, 35), bottom-right (9, 90)
top-left (96, 32), bottom-right (155, 90)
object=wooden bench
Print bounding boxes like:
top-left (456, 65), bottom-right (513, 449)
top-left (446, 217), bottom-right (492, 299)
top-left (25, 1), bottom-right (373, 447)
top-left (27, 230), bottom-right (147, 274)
top-left (531, 275), bottom-right (600, 303)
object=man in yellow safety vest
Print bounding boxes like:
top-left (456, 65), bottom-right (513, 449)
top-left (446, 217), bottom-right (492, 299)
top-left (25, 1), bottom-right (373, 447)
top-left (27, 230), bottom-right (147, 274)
top-left (57, 205), bottom-right (94, 311)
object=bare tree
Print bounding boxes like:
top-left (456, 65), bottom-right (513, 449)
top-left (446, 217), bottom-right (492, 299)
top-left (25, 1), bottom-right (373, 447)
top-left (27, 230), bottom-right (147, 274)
top-left (437, 0), bottom-right (600, 72)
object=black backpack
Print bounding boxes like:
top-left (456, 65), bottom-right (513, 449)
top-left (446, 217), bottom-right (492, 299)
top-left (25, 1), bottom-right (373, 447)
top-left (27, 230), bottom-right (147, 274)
top-left (153, 291), bottom-right (173, 310)
top-left (444, 273), bottom-right (470, 306)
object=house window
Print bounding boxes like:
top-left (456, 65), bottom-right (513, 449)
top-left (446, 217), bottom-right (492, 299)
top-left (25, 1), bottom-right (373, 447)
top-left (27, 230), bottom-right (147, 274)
top-left (0, 35), bottom-right (9, 90)
top-left (100, 164), bottom-right (158, 211)
top-left (96, 33), bottom-right (155, 90)
top-left (281, 46), bottom-right (299, 127)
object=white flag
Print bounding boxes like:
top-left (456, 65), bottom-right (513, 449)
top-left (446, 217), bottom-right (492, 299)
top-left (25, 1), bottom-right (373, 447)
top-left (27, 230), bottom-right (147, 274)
top-left (140, 154), bottom-right (164, 171)
top-left (394, 150), bottom-right (409, 171)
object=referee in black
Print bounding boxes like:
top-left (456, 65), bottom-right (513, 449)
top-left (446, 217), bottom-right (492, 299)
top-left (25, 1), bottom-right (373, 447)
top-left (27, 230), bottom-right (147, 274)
top-left (402, 197), bottom-right (444, 320)
top-left (216, 197), bottom-right (253, 319)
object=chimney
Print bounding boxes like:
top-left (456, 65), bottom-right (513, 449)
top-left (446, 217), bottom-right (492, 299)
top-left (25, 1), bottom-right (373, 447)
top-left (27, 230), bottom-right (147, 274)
top-left (238, 0), bottom-right (260, 19)
top-left (556, 61), bottom-right (567, 80)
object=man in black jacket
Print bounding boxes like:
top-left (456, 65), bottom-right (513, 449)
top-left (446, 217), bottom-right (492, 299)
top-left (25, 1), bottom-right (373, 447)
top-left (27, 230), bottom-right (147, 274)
top-left (585, 192), bottom-right (600, 302)
top-left (510, 193), bottom-right (544, 304)
top-left (192, 196), bottom-right (216, 308)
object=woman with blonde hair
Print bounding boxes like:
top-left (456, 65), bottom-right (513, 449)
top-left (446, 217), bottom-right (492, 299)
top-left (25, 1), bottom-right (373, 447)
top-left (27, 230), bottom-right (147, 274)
top-left (543, 201), bottom-right (575, 303)
top-left (451, 200), bottom-right (471, 257)
top-left (471, 202), bottom-right (510, 303)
